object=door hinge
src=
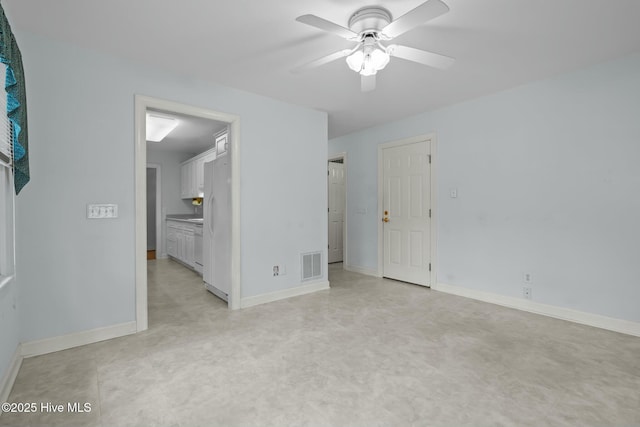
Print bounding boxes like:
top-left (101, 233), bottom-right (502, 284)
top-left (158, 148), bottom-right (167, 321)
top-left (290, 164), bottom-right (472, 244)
top-left (428, 154), bottom-right (431, 164)
top-left (429, 209), bottom-right (431, 218)
top-left (429, 263), bottom-right (431, 272)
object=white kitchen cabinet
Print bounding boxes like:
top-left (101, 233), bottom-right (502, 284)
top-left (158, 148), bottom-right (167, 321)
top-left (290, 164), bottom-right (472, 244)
top-left (176, 231), bottom-right (185, 260)
top-left (180, 147), bottom-right (217, 199)
top-left (196, 152), bottom-right (216, 197)
top-left (166, 238), bottom-right (177, 258)
top-left (185, 232), bottom-right (195, 267)
top-left (180, 161), bottom-right (196, 199)
top-left (194, 156), bottom-right (205, 198)
top-left (166, 220), bottom-right (197, 270)
top-left (166, 223), bottom-right (179, 258)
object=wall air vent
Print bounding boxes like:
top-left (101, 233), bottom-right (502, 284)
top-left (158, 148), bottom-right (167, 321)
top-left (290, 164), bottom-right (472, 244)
top-left (301, 252), bottom-right (322, 281)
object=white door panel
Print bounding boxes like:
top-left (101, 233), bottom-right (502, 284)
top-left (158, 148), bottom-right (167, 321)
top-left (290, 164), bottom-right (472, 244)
top-left (382, 141), bottom-right (431, 286)
top-left (328, 161), bottom-right (345, 263)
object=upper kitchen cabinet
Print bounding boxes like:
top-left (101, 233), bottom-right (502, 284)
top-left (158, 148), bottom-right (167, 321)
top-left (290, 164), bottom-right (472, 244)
top-left (180, 160), bottom-right (196, 199)
top-left (196, 151), bottom-right (216, 196)
top-left (181, 147), bottom-right (217, 199)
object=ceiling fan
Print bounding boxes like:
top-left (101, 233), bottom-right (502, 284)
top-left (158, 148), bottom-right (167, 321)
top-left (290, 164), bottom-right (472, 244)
top-left (292, 0), bottom-right (455, 92)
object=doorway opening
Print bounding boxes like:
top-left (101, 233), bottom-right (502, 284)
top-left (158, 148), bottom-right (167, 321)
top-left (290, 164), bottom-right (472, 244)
top-left (328, 153), bottom-right (347, 268)
top-left (134, 95), bottom-right (242, 333)
top-left (146, 164), bottom-right (161, 260)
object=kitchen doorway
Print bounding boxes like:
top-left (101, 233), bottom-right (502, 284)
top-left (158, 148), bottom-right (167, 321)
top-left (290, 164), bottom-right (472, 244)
top-left (134, 95), bottom-right (242, 333)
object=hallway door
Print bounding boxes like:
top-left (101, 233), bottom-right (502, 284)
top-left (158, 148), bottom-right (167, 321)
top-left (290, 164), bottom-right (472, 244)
top-left (328, 161), bottom-right (345, 263)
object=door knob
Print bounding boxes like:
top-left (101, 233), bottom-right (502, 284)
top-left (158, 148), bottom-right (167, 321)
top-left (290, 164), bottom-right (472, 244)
top-left (382, 217), bottom-right (389, 223)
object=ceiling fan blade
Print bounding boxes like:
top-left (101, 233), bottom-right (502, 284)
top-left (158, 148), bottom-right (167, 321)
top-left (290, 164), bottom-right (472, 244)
top-left (361, 74), bottom-right (376, 92)
top-left (387, 44), bottom-right (455, 70)
top-left (381, 0), bottom-right (450, 39)
top-left (291, 49), bottom-right (353, 74)
top-left (296, 14), bottom-right (359, 40)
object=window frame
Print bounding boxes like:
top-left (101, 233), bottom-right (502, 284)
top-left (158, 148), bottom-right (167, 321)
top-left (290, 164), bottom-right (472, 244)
top-left (0, 62), bottom-right (15, 289)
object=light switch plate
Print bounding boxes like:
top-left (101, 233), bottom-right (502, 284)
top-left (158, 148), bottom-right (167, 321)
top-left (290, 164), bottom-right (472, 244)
top-left (87, 204), bottom-right (118, 219)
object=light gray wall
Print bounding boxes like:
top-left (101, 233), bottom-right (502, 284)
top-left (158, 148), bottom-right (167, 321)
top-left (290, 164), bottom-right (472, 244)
top-left (14, 31), bottom-right (327, 344)
top-left (330, 53), bottom-right (640, 323)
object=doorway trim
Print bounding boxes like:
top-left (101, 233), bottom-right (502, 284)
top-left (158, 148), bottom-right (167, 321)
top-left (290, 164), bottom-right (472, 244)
top-left (377, 133), bottom-right (437, 286)
top-left (146, 163), bottom-right (163, 258)
top-left (135, 95), bottom-right (242, 332)
top-left (328, 152), bottom-right (348, 268)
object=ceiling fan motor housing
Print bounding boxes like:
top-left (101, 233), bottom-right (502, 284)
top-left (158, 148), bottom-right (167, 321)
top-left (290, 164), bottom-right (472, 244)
top-left (348, 7), bottom-right (392, 39)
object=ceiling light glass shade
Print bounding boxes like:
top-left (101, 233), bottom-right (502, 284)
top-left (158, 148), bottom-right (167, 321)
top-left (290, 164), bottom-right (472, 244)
top-left (146, 114), bottom-right (179, 142)
top-left (346, 46), bottom-right (390, 76)
top-left (346, 50), bottom-right (365, 73)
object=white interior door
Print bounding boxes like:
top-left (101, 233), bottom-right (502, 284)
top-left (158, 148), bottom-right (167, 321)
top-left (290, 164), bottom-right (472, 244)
top-left (328, 161), bottom-right (345, 263)
top-left (382, 140), bottom-right (431, 286)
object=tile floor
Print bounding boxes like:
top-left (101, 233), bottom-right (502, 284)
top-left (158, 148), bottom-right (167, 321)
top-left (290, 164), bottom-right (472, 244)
top-left (1, 260), bottom-right (639, 426)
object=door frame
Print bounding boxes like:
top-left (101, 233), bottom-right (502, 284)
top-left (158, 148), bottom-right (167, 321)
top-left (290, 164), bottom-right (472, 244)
top-left (146, 163), bottom-right (163, 257)
top-left (377, 134), bottom-right (437, 286)
top-left (134, 95), bottom-right (242, 332)
top-left (328, 152), bottom-right (348, 268)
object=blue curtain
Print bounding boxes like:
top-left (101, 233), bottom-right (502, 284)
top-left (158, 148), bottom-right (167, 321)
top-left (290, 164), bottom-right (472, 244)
top-left (0, 5), bottom-right (29, 194)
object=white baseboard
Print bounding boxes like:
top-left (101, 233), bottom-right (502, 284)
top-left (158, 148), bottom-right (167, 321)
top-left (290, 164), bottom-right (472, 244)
top-left (240, 281), bottom-right (330, 309)
top-left (433, 282), bottom-right (640, 337)
top-left (343, 264), bottom-right (380, 278)
top-left (0, 345), bottom-right (23, 403)
top-left (21, 321), bottom-right (138, 358)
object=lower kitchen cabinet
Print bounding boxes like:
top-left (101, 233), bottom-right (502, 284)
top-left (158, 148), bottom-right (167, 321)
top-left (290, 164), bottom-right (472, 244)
top-left (166, 220), bottom-right (200, 271)
top-left (166, 223), bottom-right (177, 258)
top-left (185, 233), bottom-right (195, 267)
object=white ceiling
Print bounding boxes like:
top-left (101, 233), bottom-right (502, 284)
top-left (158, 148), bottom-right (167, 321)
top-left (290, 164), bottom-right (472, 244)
top-left (146, 109), bottom-right (227, 154)
top-left (4, 0), bottom-right (640, 138)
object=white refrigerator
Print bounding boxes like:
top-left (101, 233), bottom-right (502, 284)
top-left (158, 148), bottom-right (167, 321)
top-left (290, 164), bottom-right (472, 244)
top-left (203, 136), bottom-right (231, 302)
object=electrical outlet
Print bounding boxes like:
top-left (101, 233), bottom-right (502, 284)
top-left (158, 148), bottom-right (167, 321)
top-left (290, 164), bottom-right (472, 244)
top-left (272, 264), bottom-right (286, 276)
top-left (523, 272), bottom-right (533, 284)
top-left (523, 287), bottom-right (532, 299)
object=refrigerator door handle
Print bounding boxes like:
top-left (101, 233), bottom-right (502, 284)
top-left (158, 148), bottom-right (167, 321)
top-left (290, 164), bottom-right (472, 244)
top-left (207, 194), bottom-right (215, 236)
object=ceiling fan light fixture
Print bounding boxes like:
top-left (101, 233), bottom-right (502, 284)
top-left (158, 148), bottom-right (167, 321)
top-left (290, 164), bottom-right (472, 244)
top-left (294, 1), bottom-right (455, 91)
top-left (368, 47), bottom-right (390, 71)
top-left (346, 50), bottom-right (364, 72)
top-left (346, 45), bottom-right (390, 76)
